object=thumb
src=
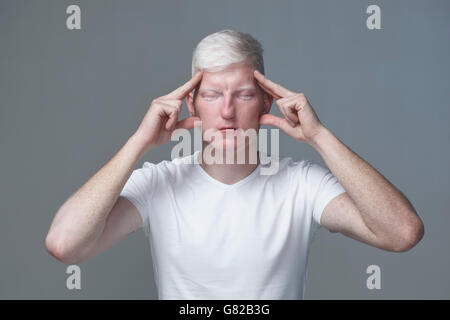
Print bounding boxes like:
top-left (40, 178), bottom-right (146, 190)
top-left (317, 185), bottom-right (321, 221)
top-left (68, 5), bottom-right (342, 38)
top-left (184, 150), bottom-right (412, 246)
top-left (259, 114), bottom-right (293, 132)
top-left (175, 116), bottom-right (202, 130)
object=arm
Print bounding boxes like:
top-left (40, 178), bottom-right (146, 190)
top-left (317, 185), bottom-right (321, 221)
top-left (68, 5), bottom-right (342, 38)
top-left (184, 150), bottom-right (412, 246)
top-left (45, 71), bottom-right (204, 264)
top-left (254, 70), bottom-right (424, 252)
top-left (310, 127), bottom-right (424, 252)
top-left (45, 135), bottom-right (148, 264)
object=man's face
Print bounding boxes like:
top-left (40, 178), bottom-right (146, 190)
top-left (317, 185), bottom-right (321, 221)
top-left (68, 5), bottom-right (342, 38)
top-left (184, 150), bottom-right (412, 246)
top-left (187, 62), bottom-right (273, 151)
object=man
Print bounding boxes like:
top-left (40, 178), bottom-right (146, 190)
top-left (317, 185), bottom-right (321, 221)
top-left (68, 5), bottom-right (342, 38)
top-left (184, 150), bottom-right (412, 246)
top-left (45, 30), bottom-right (424, 299)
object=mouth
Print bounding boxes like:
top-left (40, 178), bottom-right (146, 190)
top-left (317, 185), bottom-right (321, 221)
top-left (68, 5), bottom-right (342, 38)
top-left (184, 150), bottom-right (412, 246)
top-left (219, 126), bottom-right (237, 132)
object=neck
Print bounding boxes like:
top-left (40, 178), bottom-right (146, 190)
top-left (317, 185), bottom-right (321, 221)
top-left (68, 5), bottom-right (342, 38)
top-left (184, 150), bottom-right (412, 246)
top-left (197, 147), bottom-right (260, 185)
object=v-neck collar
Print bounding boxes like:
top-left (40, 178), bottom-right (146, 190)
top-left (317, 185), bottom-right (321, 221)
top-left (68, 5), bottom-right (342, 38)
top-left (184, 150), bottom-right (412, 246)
top-left (192, 150), bottom-right (261, 190)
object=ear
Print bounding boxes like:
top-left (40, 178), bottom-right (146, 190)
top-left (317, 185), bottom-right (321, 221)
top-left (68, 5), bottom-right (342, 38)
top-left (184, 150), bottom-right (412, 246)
top-left (262, 92), bottom-right (274, 114)
top-left (186, 92), bottom-right (196, 116)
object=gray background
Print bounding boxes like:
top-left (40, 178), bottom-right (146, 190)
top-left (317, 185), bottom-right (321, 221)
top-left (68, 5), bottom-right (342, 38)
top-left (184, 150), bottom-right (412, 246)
top-left (1, 0), bottom-right (449, 299)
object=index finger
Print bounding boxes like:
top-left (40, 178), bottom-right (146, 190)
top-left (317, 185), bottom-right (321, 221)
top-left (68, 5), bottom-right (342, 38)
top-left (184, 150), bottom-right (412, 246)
top-left (253, 70), bottom-right (293, 98)
top-left (166, 71), bottom-right (204, 100)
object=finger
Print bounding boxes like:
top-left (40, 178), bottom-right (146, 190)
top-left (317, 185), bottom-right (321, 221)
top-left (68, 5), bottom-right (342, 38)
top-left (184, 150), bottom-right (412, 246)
top-left (165, 71), bottom-right (203, 100)
top-left (276, 100), bottom-right (297, 127)
top-left (254, 70), bottom-right (293, 98)
top-left (255, 79), bottom-right (282, 99)
top-left (159, 99), bottom-right (183, 113)
top-left (277, 98), bottom-right (299, 125)
top-left (175, 116), bottom-right (202, 130)
top-left (286, 94), bottom-right (308, 123)
top-left (259, 114), bottom-right (297, 134)
top-left (158, 104), bottom-right (179, 131)
top-left (286, 108), bottom-right (299, 124)
top-left (165, 114), bottom-right (179, 131)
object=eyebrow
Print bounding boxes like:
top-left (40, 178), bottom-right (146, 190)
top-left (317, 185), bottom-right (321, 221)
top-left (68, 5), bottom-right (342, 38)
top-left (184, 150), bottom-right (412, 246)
top-left (199, 85), bottom-right (256, 94)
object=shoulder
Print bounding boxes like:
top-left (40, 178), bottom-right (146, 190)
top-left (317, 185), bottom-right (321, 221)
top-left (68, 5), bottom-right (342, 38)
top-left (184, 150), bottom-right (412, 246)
top-left (285, 158), bottom-right (330, 180)
top-left (274, 156), bottom-right (335, 192)
top-left (141, 151), bottom-right (197, 168)
top-left (139, 151), bottom-right (198, 179)
top-left (270, 154), bottom-right (316, 178)
top-left (257, 152), bottom-right (315, 186)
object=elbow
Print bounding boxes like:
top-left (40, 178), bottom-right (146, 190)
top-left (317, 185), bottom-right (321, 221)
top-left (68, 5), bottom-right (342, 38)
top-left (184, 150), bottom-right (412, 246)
top-left (391, 216), bottom-right (425, 253)
top-left (45, 233), bottom-right (81, 265)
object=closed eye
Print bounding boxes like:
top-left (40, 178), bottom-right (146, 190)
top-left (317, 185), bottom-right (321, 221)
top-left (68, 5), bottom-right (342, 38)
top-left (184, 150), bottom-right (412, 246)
top-left (201, 93), bottom-right (254, 101)
top-left (202, 95), bottom-right (219, 101)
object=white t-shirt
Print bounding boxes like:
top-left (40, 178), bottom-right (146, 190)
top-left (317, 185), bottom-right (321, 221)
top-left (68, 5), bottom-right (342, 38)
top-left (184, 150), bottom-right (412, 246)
top-left (120, 150), bottom-right (346, 300)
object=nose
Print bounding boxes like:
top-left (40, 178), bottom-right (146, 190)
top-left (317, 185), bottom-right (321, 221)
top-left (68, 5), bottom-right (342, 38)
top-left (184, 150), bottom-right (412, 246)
top-left (220, 94), bottom-right (235, 119)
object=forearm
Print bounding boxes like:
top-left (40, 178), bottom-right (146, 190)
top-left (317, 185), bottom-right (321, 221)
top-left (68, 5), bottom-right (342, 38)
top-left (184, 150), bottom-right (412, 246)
top-left (309, 126), bottom-right (422, 242)
top-left (46, 134), bottom-right (149, 261)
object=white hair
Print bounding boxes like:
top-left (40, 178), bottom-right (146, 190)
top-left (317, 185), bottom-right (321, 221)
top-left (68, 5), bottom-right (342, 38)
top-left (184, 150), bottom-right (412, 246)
top-left (191, 29), bottom-right (264, 76)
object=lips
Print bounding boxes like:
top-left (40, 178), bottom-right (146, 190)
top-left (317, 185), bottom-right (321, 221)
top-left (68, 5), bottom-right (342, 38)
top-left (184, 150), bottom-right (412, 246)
top-left (219, 126), bottom-right (237, 131)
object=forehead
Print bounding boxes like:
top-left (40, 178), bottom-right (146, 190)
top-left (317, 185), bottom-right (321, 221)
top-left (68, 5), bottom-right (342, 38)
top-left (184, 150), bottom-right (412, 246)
top-left (199, 63), bottom-right (256, 90)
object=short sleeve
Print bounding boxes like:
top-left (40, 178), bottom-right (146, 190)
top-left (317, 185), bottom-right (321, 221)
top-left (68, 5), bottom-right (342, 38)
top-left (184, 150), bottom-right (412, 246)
top-left (119, 162), bottom-right (157, 236)
top-left (304, 161), bottom-right (346, 227)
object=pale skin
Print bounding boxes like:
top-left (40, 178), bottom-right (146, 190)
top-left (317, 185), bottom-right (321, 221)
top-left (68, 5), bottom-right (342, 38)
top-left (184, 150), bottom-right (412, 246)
top-left (45, 71), bottom-right (205, 263)
top-left (46, 61), bottom-right (424, 265)
top-left (253, 69), bottom-right (425, 252)
top-left (185, 62), bottom-right (274, 184)
top-left (189, 63), bottom-right (424, 252)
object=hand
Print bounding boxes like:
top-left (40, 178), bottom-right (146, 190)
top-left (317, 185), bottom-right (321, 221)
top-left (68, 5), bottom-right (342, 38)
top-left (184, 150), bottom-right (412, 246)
top-left (254, 70), bottom-right (325, 145)
top-left (133, 72), bottom-right (203, 150)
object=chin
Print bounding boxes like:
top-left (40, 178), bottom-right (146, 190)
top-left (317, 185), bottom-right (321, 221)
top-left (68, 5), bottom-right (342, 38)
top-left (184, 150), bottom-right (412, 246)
top-left (210, 138), bottom-right (240, 151)
top-left (222, 140), bottom-right (245, 152)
